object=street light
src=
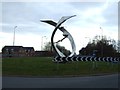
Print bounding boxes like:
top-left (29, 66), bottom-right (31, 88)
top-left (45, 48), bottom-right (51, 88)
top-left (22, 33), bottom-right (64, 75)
top-left (41, 36), bottom-right (47, 50)
top-left (100, 27), bottom-right (103, 57)
top-left (13, 26), bottom-right (17, 46)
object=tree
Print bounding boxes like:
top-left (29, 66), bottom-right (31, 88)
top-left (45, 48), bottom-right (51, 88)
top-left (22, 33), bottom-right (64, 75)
top-left (43, 42), bottom-right (71, 56)
top-left (56, 44), bottom-right (71, 56)
top-left (43, 42), bottom-right (52, 51)
top-left (79, 35), bottom-right (118, 57)
top-left (117, 40), bottom-right (120, 53)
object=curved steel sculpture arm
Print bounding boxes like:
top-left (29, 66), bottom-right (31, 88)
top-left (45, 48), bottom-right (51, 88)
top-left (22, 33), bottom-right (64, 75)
top-left (56, 15), bottom-right (76, 28)
top-left (60, 27), bottom-right (76, 57)
top-left (41, 15), bottom-right (76, 57)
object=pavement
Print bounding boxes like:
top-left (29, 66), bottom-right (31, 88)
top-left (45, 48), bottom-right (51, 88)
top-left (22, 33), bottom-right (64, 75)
top-left (2, 74), bottom-right (119, 88)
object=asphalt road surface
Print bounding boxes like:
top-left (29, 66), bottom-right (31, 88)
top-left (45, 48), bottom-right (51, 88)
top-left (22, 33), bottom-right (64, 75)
top-left (2, 74), bottom-right (119, 88)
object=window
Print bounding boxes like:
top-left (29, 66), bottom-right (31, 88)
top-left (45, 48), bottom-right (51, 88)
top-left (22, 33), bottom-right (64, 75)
top-left (11, 49), bottom-right (14, 52)
top-left (6, 49), bottom-right (8, 52)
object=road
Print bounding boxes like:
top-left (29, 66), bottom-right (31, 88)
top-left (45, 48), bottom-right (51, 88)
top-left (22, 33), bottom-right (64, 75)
top-left (2, 74), bottom-right (119, 88)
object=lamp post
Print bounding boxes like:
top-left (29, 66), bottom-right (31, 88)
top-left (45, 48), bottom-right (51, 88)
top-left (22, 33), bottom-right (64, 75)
top-left (41, 36), bottom-right (47, 51)
top-left (100, 27), bottom-right (103, 57)
top-left (13, 26), bottom-right (17, 46)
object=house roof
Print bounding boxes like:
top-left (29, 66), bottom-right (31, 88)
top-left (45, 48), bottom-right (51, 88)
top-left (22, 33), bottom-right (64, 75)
top-left (2, 46), bottom-right (34, 51)
top-left (2, 46), bottom-right (23, 51)
top-left (3, 45), bottom-right (23, 48)
top-left (23, 47), bottom-right (34, 50)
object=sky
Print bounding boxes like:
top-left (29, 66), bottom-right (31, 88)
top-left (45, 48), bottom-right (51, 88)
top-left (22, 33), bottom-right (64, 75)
top-left (0, 0), bottom-right (119, 54)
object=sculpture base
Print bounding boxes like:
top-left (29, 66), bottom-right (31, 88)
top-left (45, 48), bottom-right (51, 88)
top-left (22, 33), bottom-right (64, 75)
top-left (53, 56), bottom-right (119, 63)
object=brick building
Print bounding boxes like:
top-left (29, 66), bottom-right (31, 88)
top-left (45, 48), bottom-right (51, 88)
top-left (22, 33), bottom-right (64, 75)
top-left (2, 46), bottom-right (35, 57)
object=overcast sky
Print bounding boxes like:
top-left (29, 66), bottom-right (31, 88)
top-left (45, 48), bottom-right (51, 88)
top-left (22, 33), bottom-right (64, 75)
top-left (0, 0), bottom-right (119, 54)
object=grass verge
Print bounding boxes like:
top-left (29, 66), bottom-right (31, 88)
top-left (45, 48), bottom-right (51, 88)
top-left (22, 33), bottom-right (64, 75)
top-left (2, 57), bottom-right (119, 77)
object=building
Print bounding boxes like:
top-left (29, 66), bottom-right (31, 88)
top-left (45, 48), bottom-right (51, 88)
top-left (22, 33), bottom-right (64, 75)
top-left (34, 51), bottom-right (54, 57)
top-left (23, 47), bottom-right (35, 56)
top-left (2, 46), bottom-right (35, 57)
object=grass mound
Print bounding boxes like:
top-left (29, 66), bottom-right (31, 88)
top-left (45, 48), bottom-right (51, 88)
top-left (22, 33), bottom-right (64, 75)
top-left (2, 57), bottom-right (119, 77)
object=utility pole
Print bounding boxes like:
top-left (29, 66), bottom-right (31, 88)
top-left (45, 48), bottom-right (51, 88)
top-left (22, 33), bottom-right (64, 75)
top-left (41, 36), bottom-right (46, 51)
top-left (100, 27), bottom-right (103, 57)
top-left (13, 26), bottom-right (17, 46)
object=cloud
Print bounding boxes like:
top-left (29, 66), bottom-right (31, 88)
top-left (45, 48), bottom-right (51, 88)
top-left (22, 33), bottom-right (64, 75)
top-left (1, 1), bottom-right (118, 53)
top-left (0, 32), bottom-right (43, 50)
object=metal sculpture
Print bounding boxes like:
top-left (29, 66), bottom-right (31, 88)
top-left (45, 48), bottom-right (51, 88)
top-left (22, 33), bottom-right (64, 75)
top-left (41, 15), bottom-right (119, 63)
top-left (41, 15), bottom-right (76, 57)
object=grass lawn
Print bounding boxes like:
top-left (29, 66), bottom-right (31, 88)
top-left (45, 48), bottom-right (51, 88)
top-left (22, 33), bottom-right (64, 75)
top-left (2, 57), bottom-right (119, 77)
